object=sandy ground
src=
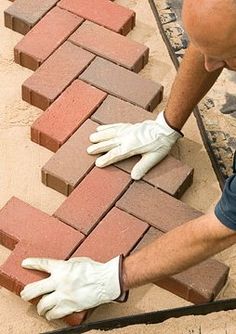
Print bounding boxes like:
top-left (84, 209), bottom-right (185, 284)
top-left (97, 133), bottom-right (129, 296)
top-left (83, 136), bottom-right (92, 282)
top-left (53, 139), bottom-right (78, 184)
top-left (1, 0), bottom-right (236, 333)
top-left (88, 309), bottom-right (236, 334)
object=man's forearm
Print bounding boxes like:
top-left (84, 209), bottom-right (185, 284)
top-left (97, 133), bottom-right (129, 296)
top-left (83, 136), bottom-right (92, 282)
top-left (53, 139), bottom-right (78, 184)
top-left (122, 213), bottom-right (236, 290)
top-left (165, 43), bottom-right (223, 130)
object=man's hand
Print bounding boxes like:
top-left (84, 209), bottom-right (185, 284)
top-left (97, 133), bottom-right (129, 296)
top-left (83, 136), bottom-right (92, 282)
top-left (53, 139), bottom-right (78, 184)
top-left (87, 111), bottom-right (182, 180)
top-left (20, 256), bottom-right (126, 321)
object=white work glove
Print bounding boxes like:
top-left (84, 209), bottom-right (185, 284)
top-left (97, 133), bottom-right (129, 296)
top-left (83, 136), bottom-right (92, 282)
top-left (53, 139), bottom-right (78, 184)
top-left (20, 256), bottom-right (127, 321)
top-left (87, 111), bottom-right (183, 180)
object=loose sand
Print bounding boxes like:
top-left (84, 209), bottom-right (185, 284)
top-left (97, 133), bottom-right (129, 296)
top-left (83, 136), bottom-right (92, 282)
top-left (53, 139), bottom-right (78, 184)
top-left (0, 0), bottom-right (236, 333)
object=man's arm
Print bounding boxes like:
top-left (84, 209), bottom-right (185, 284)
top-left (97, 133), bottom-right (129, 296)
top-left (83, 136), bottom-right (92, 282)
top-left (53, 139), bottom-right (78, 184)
top-left (20, 212), bottom-right (236, 321)
top-left (165, 43), bottom-right (223, 130)
top-left (119, 43), bottom-right (225, 288)
top-left (122, 213), bottom-right (236, 290)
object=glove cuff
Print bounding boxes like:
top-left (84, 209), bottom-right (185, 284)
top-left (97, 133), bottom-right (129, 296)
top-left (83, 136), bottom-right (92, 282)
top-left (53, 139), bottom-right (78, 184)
top-left (101, 255), bottom-right (129, 304)
top-left (156, 111), bottom-right (184, 138)
top-left (115, 255), bottom-right (129, 303)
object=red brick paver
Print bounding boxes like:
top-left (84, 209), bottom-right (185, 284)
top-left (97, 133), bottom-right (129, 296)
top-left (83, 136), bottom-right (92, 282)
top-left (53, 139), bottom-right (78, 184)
top-left (0, 197), bottom-right (85, 325)
top-left (116, 181), bottom-right (202, 231)
top-left (14, 7), bottom-right (84, 70)
top-left (31, 80), bottom-right (107, 152)
top-left (42, 119), bottom-right (99, 195)
top-left (22, 41), bottom-right (95, 110)
top-left (58, 0), bottom-right (135, 35)
top-left (0, 197), bottom-right (84, 264)
top-left (116, 156), bottom-right (193, 198)
top-left (134, 227), bottom-right (229, 303)
top-left (4, 0), bottom-right (58, 35)
top-left (72, 207), bottom-right (149, 261)
top-left (80, 57), bottom-right (163, 111)
top-left (69, 21), bottom-right (149, 72)
top-left (54, 166), bottom-right (131, 235)
top-left (0, 241), bottom-right (87, 326)
top-left (91, 95), bottom-right (157, 124)
top-left (158, 260), bottom-right (229, 304)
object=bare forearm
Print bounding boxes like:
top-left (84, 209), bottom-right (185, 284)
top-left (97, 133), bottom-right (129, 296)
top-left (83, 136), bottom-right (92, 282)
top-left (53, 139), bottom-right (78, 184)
top-left (122, 213), bottom-right (236, 290)
top-left (165, 43), bottom-right (223, 130)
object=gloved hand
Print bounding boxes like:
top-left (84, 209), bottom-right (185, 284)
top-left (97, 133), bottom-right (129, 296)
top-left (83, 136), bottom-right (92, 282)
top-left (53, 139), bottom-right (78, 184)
top-left (87, 111), bottom-right (183, 180)
top-left (20, 255), bottom-right (127, 321)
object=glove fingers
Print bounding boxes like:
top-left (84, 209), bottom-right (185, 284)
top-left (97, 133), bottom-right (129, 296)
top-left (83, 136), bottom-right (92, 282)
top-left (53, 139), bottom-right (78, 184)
top-left (87, 138), bottom-right (119, 155)
top-left (95, 146), bottom-right (131, 167)
top-left (45, 303), bottom-right (76, 321)
top-left (22, 258), bottom-right (61, 273)
top-left (131, 150), bottom-right (168, 180)
top-left (20, 277), bottom-right (55, 301)
top-left (37, 292), bottom-right (58, 316)
top-left (89, 127), bottom-right (119, 143)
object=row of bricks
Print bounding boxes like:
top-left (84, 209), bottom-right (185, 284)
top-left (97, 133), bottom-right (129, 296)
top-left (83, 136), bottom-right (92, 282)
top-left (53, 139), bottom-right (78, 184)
top-left (39, 96), bottom-right (193, 198)
top-left (0, 179), bottom-right (229, 324)
top-left (14, 7), bottom-right (148, 72)
top-left (22, 42), bottom-right (162, 111)
top-left (5, 0), bottom-right (134, 36)
top-left (51, 165), bottom-right (195, 237)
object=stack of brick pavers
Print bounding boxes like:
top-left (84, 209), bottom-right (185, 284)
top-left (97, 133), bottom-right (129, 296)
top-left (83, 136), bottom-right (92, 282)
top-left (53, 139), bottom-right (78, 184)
top-left (1, 0), bottom-right (229, 326)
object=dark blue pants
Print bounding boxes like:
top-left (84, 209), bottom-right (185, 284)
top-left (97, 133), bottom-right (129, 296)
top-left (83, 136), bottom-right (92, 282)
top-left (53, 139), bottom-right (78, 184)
top-left (215, 153), bottom-right (236, 230)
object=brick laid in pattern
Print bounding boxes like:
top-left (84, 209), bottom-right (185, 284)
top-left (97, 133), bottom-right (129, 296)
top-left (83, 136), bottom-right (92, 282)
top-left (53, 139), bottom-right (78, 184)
top-left (116, 181), bottom-right (202, 232)
top-left (22, 41), bottom-right (95, 110)
top-left (54, 166), bottom-right (131, 235)
top-left (14, 7), bottom-right (83, 70)
top-left (0, 197), bottom-right (85, 325)
top-left (116, 156), bottom-right (193, 198)
top-left (4, 0), bottom-right (58, 35)
top-left (91, 96), bottom-right (193, 197)
top-left (91, 95), bottom-right (157, 124)
top-left (42, 119), bottom-right (99, 196)
top-left (133, 227), bottom-right (229, 303)
top-left (69, 21), bottom-right (149, 72)
top-left (0, 197), bottom-right (84, 268)
top-left (58, 0), bottom-right (135, 35)
top-left (31, 80), bottom-right (107, 152)
top-left (80, 57), bottom-right (163, 111)
top-left (72, 207), bottom-right (149, 261)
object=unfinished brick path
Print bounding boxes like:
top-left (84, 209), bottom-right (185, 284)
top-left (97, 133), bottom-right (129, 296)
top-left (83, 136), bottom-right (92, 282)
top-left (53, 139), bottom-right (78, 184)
top-left (1, 0), bottom-right (229, 326)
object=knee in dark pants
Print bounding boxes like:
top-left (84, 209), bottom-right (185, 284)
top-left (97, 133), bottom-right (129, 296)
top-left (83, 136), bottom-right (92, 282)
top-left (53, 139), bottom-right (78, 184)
top-left (233, 151), bottom-right (236, 174)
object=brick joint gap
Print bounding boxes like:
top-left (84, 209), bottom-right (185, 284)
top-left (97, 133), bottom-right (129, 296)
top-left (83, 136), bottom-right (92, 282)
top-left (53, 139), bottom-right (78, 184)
top-left (69, 38), bottom-right (133, 71)
top-left (116, 202), bottom-right (157, 230)
top-left (127, 225), bottom-right (151, 255)
top-left (72, 163), bottom-right (95, 192)
top-left (65, 237), bottom-right (86, 260)
top-left (143, 178), bottom-right (175, 198)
